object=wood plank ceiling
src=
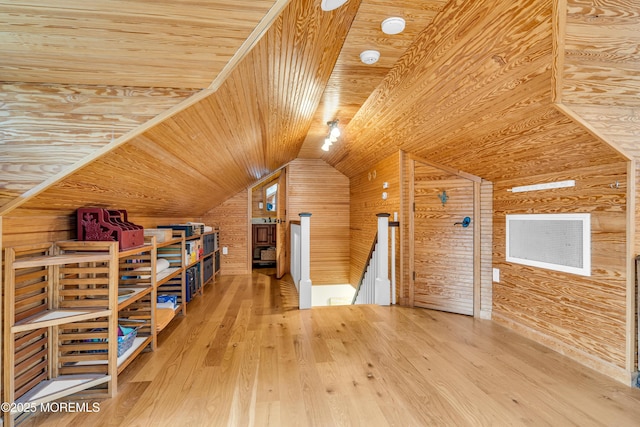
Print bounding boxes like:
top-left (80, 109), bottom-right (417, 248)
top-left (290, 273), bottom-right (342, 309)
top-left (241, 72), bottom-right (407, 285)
top-left (322, 0), bottom-right (627, 180)
top-left (559, 0), bottom-right (640, 157)
top-left (0, 0), bottom-right (285, 210)
top-left (0, 0), bottom-right (635, 217)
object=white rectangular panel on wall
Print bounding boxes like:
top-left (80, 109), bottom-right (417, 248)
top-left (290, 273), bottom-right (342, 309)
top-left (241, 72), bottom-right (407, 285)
top-left (506, 213), bottom-right (591, 276)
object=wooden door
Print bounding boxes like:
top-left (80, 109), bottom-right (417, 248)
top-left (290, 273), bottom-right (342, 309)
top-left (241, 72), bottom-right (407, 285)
top-left (276, 168), bottom-right (288, 278)
top-left (413, 161), bottom-right (474, 315)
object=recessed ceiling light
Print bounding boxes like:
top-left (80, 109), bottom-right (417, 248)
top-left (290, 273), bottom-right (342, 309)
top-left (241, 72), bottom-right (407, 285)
top-left (360, 50), bottom-right (380, 65)
top-left (321, 0), bottom-right (348, 11)
top-left (381, 17), bottom-right (406, 35)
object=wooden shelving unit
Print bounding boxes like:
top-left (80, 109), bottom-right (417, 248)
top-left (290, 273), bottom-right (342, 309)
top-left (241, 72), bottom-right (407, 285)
top-left (155, 231), bottom-right (186, 333)
top-left (3, 241), bottom-right (119, 427)
top-left (114, 240), bottom-right (156, 378)
top-left (200, 230), bottom-right (217, 289)
top-left (2, 228), bottom-right (217, 425)
top-left (173, 228), bottom-right (219, 303)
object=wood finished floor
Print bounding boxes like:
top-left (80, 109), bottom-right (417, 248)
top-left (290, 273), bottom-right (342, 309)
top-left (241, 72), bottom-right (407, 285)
top-left (22, 271), bottom-right (640, 426)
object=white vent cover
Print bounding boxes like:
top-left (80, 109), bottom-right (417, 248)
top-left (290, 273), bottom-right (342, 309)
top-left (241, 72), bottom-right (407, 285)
top-left (506, 213), bottom-right (591, 276)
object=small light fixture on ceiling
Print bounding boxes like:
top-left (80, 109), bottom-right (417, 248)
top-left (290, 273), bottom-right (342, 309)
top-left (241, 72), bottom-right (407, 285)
top-left (321, 0), bottom-right (348, 11)
top-left (360, 50), bottom-right (380, 65)
top-left (322, 120), bottom-right (340, 152)
top-left (381, 17), bottom-right (406, 35)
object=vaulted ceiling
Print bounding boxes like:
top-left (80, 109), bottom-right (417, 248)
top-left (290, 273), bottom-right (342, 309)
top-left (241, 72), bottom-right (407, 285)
top-left (0, 0), bottom-right (636, 218)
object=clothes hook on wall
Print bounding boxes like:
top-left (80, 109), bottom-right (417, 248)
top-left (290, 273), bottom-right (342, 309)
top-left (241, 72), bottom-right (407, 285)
top-left (438, 190), bottom-right (448, 207)
top-left (610, 181), bottom-right (619, 189)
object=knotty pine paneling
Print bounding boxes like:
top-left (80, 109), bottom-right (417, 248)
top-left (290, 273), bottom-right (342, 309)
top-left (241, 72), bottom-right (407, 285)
top-left (202, 190), bottom-right (250, 276)
top-left (252, 174), bottom-right (279, 220)
top-left (0, 82), bottom-right (196, 205)
top-left (413, 162), bottom-right (474, 315)
top-left (6, 0), bottom-right (360, 218)
top-left (480, 181), bottom-right (494, 319)
top-left (2, 214), bottom-right (198, 248)
top-left (287, 159), bottom-right (350, 285)
top-left (0, 0), bottom-right (279, 89)
top-left (325, 0), bottom-right (625, 182)
top-left (298, 0), bottom-right (448, 159)
top-left (349, 153), bottom-right (401, 295)
top-left (492, 161), bottom-right (628, 373)
top-left (401, 153), bottom-right (413, 306)
top-left (558, 0), bottom-right (640, 165)
top-left (400, 155), bottom-right (493, 314)
top-left (563, 0), bottom-right (640, 108)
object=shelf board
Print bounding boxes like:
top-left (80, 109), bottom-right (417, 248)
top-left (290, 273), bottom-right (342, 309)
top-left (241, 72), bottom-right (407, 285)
top-left (156, 267), bottom-right (182, 287)
top-left (12, 252), bottom-right (112, 269)
top-left (156, 307), bottom-right (177, 333)
top-left (68, 336), bottom-right (151, 374)
top-left (117, 336), bottom-right (152, 374)
top-left (156, 237), bottom-right (183, 249)
top-left (117, 287), bottom-right (152, 310)
top-left (14, 374), bottom-right (110, 407)
top-left (185, 259), bottom-right (200, 269)
top-left (12, 309), bottom-right (112, 333)
top-left (118, 244), bottom-right (153, 258)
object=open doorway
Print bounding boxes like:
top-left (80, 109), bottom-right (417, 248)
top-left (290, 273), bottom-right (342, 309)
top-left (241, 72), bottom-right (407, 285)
top-left (249, 168), bottom-right (288, 278)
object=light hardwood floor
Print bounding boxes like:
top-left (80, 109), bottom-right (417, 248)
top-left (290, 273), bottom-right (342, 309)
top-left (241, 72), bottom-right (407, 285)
top-left (22, 271), bottom-right (640, 426)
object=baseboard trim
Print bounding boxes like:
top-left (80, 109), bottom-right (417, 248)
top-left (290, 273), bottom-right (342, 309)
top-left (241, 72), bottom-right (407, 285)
top-left (492, 312), bottom-right (632, 385)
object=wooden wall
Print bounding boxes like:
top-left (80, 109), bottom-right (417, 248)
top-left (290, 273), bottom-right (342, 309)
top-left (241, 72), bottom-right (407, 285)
top-left (492, 161), bottom-right (629, 381)
top-left (2, 213), bottom-right (199, 249)
top-left (480, 181), bottom-right (493, 319)
top-left (202, 190), bottom-right (250, 276)
top-left (297, 0), bottom-right (448, 159)
top-left (1, 0), bottom-right (360, 218)
top-left (287, 159), bottom-right (350, 285)
top-left (401, 153), bottom-right (412, 306)
top-left (202, 159), bottom-right (350, 282)
top-left (0, 82), bottom-right (197, 208)
top-left (561, 0), bottom-right (640, 116)
top-left (349, 152), bottom-right (401, 292)
top-left (251, 174), bottom-right (279, 220)
top-left (412, 162), bottom-right (475, 315)
top-left (401, 156), bottom-right (493, 316)
top-left (324, 0), bottom-right (624, 183)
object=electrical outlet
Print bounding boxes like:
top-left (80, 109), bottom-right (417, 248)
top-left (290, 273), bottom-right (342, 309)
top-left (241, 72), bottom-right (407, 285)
top-left (492, 268), bottom-right (500, 282)
top-left (222, 247), bottom-right (228, 255)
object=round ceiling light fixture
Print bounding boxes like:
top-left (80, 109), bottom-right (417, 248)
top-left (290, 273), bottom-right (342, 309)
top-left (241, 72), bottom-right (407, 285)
top-left (321, 0), bottom-right (348, 11)
top-left (360, 50), bottom-right (380, 65)
top-left (381, 17), bottom-right (406, 35)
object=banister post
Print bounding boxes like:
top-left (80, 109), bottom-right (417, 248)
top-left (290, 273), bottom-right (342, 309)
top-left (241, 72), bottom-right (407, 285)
top-left (375, 213), bottom-right (391, 306)
top-left (299, 213), bottom-right (312, 309)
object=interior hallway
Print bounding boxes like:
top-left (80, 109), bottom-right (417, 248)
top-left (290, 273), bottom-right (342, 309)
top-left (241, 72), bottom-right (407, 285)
top-left (23, 271), bottom-right (640, 426)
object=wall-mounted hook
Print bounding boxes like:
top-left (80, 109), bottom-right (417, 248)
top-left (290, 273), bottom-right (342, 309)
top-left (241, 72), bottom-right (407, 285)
top-left (454, 217), bottom-right (471, 227)
top-left (610, 181), bottom-right (619, 189)
top-left (438, 190), bottom-right (448, 207)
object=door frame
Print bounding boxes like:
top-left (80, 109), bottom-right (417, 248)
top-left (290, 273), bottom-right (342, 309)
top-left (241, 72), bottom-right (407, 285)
top-left (408, 156), bottom-right (483, 317)
top-left (247, 165), bottom-right (289, 274)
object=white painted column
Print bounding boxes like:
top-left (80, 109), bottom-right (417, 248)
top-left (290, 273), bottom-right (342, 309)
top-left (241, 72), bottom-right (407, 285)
top-left (375, 213), bottom-right (391, 306)
top-left (299, 213), bottom-right (312, 309)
